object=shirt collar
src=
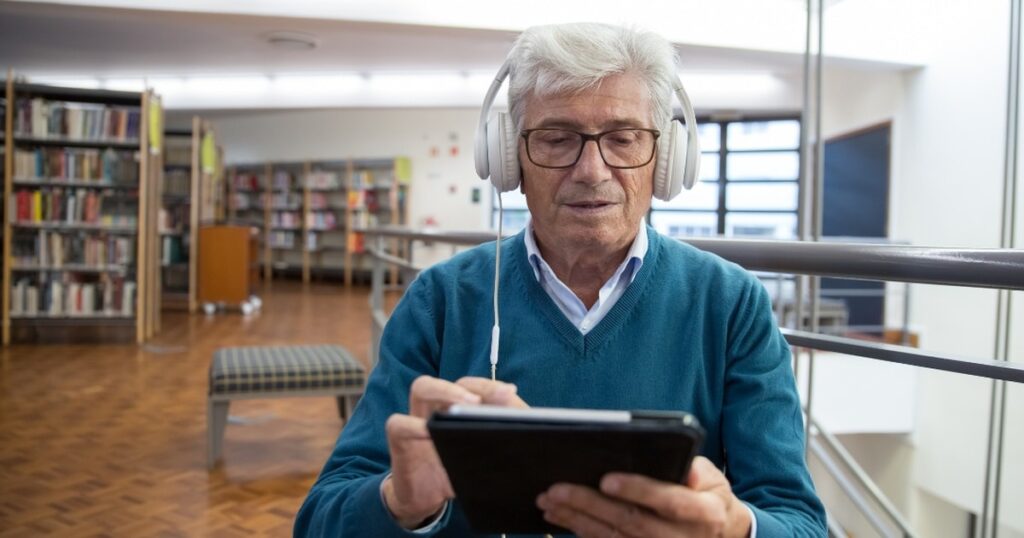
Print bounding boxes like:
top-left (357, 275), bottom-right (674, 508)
top-left (524, 218), bottom-right (648, 283)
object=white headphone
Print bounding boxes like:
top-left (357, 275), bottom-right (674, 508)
top-left (474, 57), bottom-right (701, 200)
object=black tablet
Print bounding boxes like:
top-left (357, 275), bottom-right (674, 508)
top-left (427, 404), bottom-right (705, 534)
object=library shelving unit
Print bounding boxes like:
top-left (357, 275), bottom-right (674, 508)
top-left (226, 162), bottom-right (270, 280)
top-left (344, 157), bottom-right (410, 287)
top-left (2, 77), bottom-right (163, 344)
top-left (160, 118), bottom-right (197, 312)
top-left (161, 117), bottom-right (220, 313)
top-left (267, 161), bottom-right (305, 280)
top-left (304, 160), bottom-right (348, 281)
top-left (221, 157), bottom-right (409, 287)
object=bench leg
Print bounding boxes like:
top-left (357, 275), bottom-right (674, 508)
top-left (207, 399), bottom-right (230, 469)
top-left (336, 394), bottom-right (361, 423)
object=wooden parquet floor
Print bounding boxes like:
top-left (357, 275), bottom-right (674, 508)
top-left (0, 282), bottom-right (392, 537)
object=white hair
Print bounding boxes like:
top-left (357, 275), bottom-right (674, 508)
top-left (507, 23), bottom-right (679, 131)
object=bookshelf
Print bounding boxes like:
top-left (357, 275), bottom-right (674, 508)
top-left (2, 78), bottom-right (162, 344)
top-left (267, 162), bottom-right (304, 280)
top-left (221, 157), bottom-right (409, 286)
top-left (344, 157), bottom-right (410, 287)
top-left (160, 116), bottom-right (205, 312)
top-left (305, 160), bottom-right (347, 281)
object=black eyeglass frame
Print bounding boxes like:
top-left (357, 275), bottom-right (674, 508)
top-left (520, 128), bottom-right (662, 169)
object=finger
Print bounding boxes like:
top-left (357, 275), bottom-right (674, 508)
top-left (455, 377), bottom-right (528, 407)
top-left (686, 456), bottom-right (725, 491)
top-left (385, 413), bottom-right (430, 443)
top-left (409, 376), bottom-right (482, 417)
top-left (538, 484), bottom-right (675, 538)
top-left (600, 473), bottom-right (726, 525)
top-left (537, 491), bottom-right (620, 538)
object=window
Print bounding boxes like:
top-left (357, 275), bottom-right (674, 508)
top-left (651, 117), bottom-right (801, 239)
top-left (491, 117), bottom-right (801, 239)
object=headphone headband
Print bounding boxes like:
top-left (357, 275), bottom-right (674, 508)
top-left (474, 59), bottom-right (700, 197)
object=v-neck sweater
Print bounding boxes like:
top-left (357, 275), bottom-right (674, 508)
top-left (295, 227), bottom-right (826, 537)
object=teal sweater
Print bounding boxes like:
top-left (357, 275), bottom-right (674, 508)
top-left (295, 228), bottom-right (826, 537)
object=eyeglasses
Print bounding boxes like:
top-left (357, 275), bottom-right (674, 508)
top-left (521, 128), bottom-right (661, 169)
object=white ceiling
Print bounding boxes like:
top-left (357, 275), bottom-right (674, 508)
top-left (0, 0), bottom-right (923, 110)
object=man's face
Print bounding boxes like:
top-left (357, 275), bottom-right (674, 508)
top-left (519, 73), bottom-right (655, 255)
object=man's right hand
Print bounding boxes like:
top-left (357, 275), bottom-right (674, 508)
top-left (382, 376), bottom-right (529, 529)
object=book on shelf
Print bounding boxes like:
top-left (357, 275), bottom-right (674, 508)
top-left (262, 192), bottom-right (301, 209)
top-left (10, 188), bottom-right (138, 227)
top-left (10, 274), bottom-right (135, 317)
top-left (232, 172), bottom-right (262, 192)
top-left (306, 211), bottom-right (338, 231)
top-left (305, 170), bottom-right (342, 190)
top-left (268, 231), bottom-right (296, 249)
top-left (164, 145), bottom-right (191, 167)
top-left (161, 235), bottom-right (187, 266)
top-left (272, 170), bottom-right (293, 191)
top-left (163, 169), bottom-right (190, 196)
top-left (14, 147), bottom-right (138, 185)
top-left (271, 211), bottom-right (301, 229)
top-left (15, 98), bottom-right (141, 142)
top-left (13, 230), bottom-right (134, 268)
top-left (346, 232), bottom-right (365, 253)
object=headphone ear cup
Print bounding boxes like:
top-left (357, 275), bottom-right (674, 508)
top-left (487, 112), bottom-right (521, 192)
top-left (652, 122), bottom-right (675, 201)
top-left (652, 121), bottom-right (692, 201)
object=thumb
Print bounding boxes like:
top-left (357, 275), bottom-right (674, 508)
top-left (686, 456), bottom-right (719, 491)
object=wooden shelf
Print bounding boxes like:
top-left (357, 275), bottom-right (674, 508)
top-left (13, 135), bottom-right (140, 149)
top-left (11, 264), bottom-right (129, 273)
top-left (12, 221), bottom-right (138, 233)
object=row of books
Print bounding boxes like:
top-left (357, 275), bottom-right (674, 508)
top-left (305, 171), bottom-right (343, 190)
top-left (11, 276), bottom-right (136, 317)
top-left (272, 171), bottom-right (295, 191)
top-left (230, 193), bottom-right (258, 211)
top-left (10, 188), bottom-right (138, 227)
top-left (15, 98), bottom-right (141, 142)
top-left (306, 211), bottom-right (338, 231)
top-left (351, 211), bottom-right (384, 229)
top-left (164, 145), bottom-right (192, 167)
top-left (264, 192), bottom-right (301, 209)
top-left (163, 170), bottom-right (190, 197)
top-left (162, 236), bottom-right (187, 266)
top-left (14, 147), bottom-right (139, 184)
top-left (352, 170), bottom-right (398, 189)
top-left (271, 211), bottom-right (301, 229)
top-left (232, 172), bottom-right (262, 192)
top-left (13, 230), bottom-right (134, 268)
top-left (347, 189), bottom-right (383, 212)
top-left (267, 231), bottom-right (296, 249)
top-left (158, 206), bottom-right (189, 234)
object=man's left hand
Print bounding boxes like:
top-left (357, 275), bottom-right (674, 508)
top-left (536, 456), bottom-right (752, 538)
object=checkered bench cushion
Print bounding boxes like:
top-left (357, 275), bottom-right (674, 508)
top-left (210, 345), bottom-right (365, 396)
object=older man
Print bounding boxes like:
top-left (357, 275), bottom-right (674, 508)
top-left (296, 23), bottom-right (826, 537)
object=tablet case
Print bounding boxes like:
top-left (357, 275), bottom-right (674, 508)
top-left (427, 410), bottom-right (704, 534)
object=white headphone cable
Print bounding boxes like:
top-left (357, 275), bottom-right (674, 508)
top-left (490, 188), bottom-right (503, 382)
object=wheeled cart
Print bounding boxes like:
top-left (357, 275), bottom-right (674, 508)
top-left (198, 225), bottom-right (262, 315)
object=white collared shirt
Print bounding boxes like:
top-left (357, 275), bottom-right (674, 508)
top-left (524, 220), bottom-right (647, 334)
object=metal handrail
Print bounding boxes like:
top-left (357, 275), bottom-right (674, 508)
top-left (358, 226), bottom-right (1024, 291)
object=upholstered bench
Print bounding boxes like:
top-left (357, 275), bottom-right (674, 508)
top-left (207, 344), bottom-right (366, 469)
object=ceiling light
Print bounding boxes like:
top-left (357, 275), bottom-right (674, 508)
top-left (266, 31), bottom-right (318, 51)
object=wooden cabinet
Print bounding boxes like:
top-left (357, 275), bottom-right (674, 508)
top-left (198, 225), bottom-right (258, 308)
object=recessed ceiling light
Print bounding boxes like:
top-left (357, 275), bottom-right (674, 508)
top-left (266, 31), bottom-right (318, 51)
